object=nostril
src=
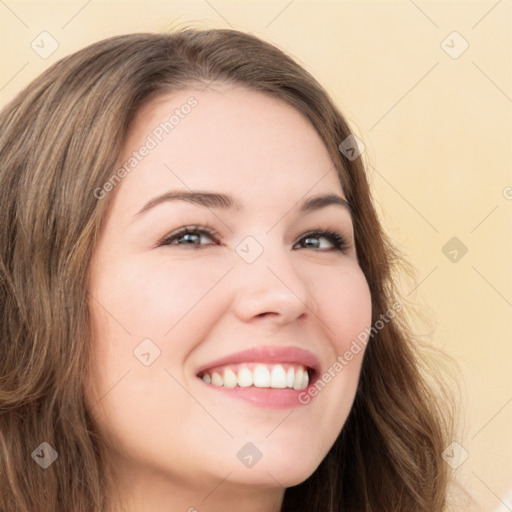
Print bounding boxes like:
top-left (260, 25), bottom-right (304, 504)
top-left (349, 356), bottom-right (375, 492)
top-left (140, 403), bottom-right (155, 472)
top-left (256, 312), bottom-right (278, 319)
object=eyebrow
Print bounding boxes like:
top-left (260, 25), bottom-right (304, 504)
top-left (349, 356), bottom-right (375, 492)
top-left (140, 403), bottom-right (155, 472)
top-left (134, 190), bottom-right (351, 218)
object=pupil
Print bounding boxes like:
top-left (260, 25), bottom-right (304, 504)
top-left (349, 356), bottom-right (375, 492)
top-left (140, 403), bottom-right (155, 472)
top-left (183, 234), bottom-right (198, 244)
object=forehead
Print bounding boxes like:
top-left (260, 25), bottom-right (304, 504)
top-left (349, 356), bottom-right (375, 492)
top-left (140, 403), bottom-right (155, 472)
top-left (114, 84), bottom-right (344, 215)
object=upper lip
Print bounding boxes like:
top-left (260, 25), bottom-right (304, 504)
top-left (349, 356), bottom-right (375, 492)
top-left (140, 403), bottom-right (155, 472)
top-left (196, 345), bottom-right (321, 376)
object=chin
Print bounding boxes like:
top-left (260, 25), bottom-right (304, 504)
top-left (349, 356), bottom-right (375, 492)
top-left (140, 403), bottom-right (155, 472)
top-left (225, 464), bottom-right (319, 490)
top-left (220, 439), bottom-right (329, 489)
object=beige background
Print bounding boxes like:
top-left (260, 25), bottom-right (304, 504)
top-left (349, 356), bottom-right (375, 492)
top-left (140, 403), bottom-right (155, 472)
top-left (1, 1), bottom-right (511, 510)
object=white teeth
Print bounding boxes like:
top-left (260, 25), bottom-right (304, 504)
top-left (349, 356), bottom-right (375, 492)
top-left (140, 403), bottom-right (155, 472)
top-left (301, 370), bottom-right (309, 389)
top-left (200, 363), bottom-right (310, 390)
top-left (293, 367), bottom-right (304, 390)
top-left (286, 367), bottom-right (295, 388)
top-left (223, 368), bottom-right (237, 388)
top-left (270, 364), bottom-right (287, 388)
top-left (211, 372), bottom-right (223, 386)
top-left (237, 367), bottom-right (253, 387)
top-left (253, 364), bottom-right (271, 387)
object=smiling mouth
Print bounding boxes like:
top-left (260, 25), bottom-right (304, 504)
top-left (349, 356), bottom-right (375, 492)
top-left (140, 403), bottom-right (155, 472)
top-left (197, 362), bottom-right (315, 390)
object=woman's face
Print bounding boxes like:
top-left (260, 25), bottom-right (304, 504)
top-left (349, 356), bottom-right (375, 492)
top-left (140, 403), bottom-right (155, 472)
top-left (86, 84), bottom-right (372, 505)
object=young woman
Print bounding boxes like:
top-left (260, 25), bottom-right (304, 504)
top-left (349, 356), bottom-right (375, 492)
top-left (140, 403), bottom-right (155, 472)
top-left (0, 28), bottom-right (454, 511)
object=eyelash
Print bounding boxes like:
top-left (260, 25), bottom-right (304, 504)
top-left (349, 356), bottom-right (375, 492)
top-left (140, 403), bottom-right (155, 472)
top-left (158, 224), bottom-right (349, 252)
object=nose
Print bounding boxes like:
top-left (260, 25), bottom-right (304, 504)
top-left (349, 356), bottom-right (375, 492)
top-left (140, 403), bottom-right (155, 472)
top-left (231, 238), bottom-right (316, 326)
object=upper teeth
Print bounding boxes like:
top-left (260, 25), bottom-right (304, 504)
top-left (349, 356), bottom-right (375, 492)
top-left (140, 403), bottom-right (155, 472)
top-left (200, 363), bottom-right (310, 390)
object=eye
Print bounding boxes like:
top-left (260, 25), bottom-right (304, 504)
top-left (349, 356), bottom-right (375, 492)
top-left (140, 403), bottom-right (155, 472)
top-left (293, 229), bottom-right (348, 252)
top-left (158, 226), bottom-right (349, 252)
top-left (158, 225), bottom-right (219, 248)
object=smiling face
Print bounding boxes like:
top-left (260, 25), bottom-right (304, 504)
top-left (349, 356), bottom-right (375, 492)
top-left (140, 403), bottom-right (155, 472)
top-left (85, 83), bottom-right (372, 508)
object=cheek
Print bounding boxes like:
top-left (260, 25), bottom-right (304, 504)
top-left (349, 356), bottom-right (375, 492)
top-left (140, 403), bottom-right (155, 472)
top-left (90, 256), bottom-right (232, 341)
top-left (304, 266), bottom-right (371, 423)
top-left (84, 257), bottom-right (224, 451)
top-left (84, 256), bottom-right (234, 414)
top-left (314, 265), bottom-right (373, 350)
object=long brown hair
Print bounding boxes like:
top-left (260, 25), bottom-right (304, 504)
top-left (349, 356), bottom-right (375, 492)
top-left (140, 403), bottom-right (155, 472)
top-left (0, 28), bottom-right (455, 511)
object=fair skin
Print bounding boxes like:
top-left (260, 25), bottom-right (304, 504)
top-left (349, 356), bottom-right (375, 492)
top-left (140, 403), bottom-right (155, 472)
top-left (85, 83), bottom-right (372, 512)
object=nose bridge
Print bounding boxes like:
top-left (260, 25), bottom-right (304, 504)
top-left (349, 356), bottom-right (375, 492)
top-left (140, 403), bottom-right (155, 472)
top-left (232, 231), bottom-right (313, 321)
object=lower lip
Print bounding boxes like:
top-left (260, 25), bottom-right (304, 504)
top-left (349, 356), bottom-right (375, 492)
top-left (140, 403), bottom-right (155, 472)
top-left (198, 379), bottom-right (316, 409)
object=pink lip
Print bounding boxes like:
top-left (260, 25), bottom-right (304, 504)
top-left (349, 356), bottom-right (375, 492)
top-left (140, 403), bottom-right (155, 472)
top-left (196, 345), bottom-right (321, 409)
top-left (196, 345), bottom-right (321, 375)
